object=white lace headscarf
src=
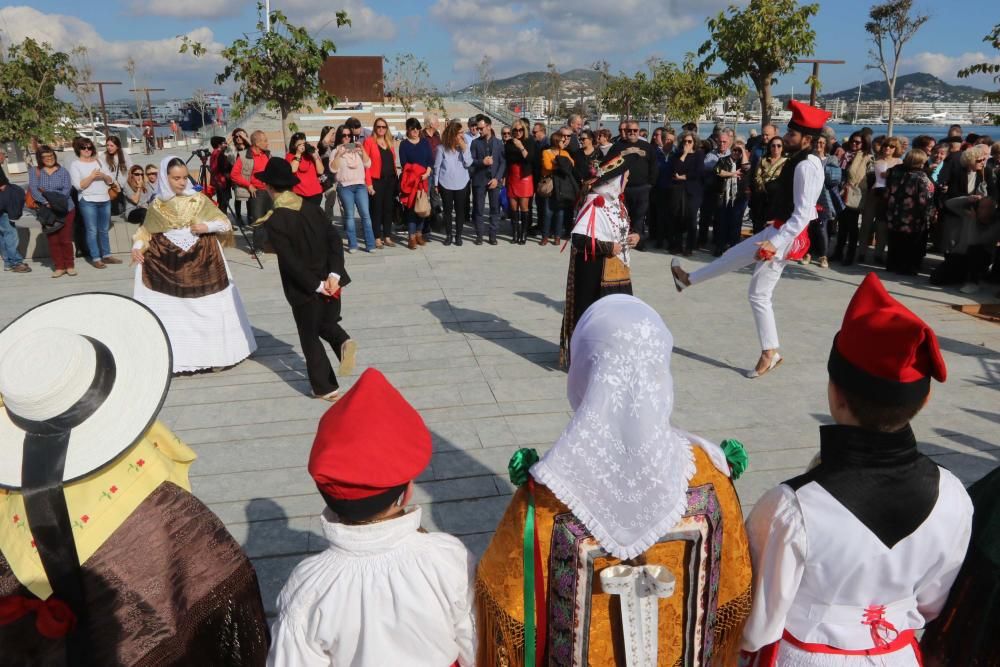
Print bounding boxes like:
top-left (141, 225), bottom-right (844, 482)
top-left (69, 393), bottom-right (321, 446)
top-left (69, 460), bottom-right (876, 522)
top-left (156, 155), bottom-right (196, 202)
top-left (531, 294), bottom-right (729, 560)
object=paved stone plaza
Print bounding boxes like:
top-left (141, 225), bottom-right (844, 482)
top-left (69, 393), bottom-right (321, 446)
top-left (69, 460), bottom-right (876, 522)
top-left (1, 230), bottom-right (997, 613)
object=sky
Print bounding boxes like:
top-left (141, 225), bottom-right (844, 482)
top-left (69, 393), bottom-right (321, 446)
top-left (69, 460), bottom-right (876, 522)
top-left (1, 0), bottom-right (998, 101)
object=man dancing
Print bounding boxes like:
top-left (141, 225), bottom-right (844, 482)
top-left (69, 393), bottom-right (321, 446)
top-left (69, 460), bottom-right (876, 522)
top-left (670, 101), bottom-right (828, 378)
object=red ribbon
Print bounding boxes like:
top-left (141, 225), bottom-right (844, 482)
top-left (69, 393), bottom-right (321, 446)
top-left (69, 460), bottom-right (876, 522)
top-left (576, 195), bottom-right (606, 260)
top-left (0, 594), bottom-right (77, 639)
top-left (861, 604), bottom-right (899, 648)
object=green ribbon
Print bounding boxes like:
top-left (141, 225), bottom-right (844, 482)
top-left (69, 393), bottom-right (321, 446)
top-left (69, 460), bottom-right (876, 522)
top-left (721, 439), bottom-right (749, 479)
top-left (508, 447), bottom-right (539, 486)
top-left (508, 448), bottom-right (540, 665)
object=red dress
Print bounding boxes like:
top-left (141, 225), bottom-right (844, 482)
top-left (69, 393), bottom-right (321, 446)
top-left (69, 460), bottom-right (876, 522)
top-left (507, 162), bottom-right (534, 198)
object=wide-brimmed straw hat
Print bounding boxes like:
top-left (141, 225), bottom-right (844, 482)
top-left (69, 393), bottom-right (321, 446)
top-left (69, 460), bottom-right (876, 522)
top-left (0, 293), bottom-right (172, 489)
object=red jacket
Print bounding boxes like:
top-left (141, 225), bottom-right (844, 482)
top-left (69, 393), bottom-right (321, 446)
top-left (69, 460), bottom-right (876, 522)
top-left (363, 136), bottom-right (396, 188)
top-left (398, 163), bottom-right (429, 209)
top-left (230, 148), bottom-right (269, 191)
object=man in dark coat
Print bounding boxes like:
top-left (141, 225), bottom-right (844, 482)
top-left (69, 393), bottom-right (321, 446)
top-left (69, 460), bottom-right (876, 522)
top-left (256, 158), bottom-right (357, 402)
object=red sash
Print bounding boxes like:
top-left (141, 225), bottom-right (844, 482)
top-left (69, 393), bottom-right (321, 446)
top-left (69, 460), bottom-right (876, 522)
top-left (741, 629), bottom-right (922, 667)
top-left (770, 219), bottom-right (811, 261)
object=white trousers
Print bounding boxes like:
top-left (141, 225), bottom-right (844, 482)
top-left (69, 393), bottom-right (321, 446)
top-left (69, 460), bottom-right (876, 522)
top-left (688, 227), bottom-right (786, 351)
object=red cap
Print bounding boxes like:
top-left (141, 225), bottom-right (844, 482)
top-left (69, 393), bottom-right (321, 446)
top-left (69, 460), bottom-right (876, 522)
top-left (829, 273), bottom-right (946, 404)
top-left (787, 99), bottom-right (832, 136)
top-left (308, 368), bottom-right (431, 500)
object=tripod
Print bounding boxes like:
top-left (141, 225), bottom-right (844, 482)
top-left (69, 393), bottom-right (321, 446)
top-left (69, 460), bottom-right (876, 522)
top-left (186, 152), bottom-right (263, 269)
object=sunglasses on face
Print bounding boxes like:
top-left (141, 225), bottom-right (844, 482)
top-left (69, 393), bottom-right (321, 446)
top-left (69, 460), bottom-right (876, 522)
top-left (146, 171), bottom-right (158, 177)
top-left (375, 125), bottom-right (388, 129)
top-left (770, 143), bottom-right (783, 148)
top-left (683, 139), bottom-right (694, 144)
top-left (81, 146), bottom-right (94, 152)
top-left (340, 133), bottom-right (352, 139)
top-left (625, 129), bottom-right (639, 134)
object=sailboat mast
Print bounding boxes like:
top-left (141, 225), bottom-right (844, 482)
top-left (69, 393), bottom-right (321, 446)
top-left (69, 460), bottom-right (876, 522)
top-left (853, 80), bottom-right (862, 124)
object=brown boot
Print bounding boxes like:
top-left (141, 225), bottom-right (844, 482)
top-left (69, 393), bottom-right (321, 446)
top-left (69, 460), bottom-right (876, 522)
top-left (408, 234), bottom-right (418, 250)
top-left (416, 232), bottom-right (426, 246)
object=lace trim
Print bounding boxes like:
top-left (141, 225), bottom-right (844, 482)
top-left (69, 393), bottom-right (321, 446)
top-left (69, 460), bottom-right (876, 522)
top-left (531, 440), bottom-right (696, 561)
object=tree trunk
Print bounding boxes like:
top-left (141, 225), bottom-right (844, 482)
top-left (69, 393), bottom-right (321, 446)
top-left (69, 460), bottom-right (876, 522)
top-left (886, 83), bottom-right (895, 137)
top-left (280, 106), bottom-right (291, 149)
top-left (759, 78), bottom-right (773, 131)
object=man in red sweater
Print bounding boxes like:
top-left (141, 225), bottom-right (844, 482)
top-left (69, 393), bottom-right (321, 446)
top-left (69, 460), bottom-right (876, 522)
top-left (231, 130), bottom-right (272, 226)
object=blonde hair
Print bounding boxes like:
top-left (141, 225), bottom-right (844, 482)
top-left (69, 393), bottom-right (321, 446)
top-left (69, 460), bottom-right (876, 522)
top-left (884, 136), bottom-right (903, 158)
top-left (372, 117), bottom-right (394, 152)
top-left (903, 149), bottom-right (927, 170)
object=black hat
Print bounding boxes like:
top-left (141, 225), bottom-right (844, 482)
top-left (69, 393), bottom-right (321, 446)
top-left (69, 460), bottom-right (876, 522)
top-left (587, 154), bottom-right (628, 186)
top-left (254, 157), bottom-right (300, 189)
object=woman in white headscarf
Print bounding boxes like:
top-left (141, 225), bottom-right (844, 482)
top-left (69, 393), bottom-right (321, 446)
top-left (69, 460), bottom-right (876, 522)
top-left (559, 155), bottom-right (640, 368)
top-left (131, 155), bottom-right (256, 373)
top-left (477, 294), bottom-right (753, 667)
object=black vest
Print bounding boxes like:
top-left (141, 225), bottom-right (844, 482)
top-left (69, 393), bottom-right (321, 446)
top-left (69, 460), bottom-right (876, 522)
top-left (766, 148), bottom-right (815, 221)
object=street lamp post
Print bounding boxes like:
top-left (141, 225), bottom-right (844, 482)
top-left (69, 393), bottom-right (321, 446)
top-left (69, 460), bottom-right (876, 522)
top-left (75, 81), bottom-right (122, 135)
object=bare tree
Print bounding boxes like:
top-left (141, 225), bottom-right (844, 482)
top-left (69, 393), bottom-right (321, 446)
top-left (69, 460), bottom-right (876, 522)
top-left (546, 62), bottom-right (561, 118)
top-left (591, 60), bottom-right (611, 123)
top-left (477, 55), bottom-right (494, 108)
top-left (865, 0), bottom-right (928, 136)
top-left (125, 57), bottom-right (144, 121)
top-left (69, 46), bottom-right (97, 132)
top-left (382, 53), bottom-right (444, 115)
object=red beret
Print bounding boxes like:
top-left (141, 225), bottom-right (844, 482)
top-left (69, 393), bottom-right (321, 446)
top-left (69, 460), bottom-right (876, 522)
top-left (787, 99), bottom-right (831, 136)
top-left (308, 368), bottom-right (431, 500)
top-left (829, 273), bottom-right (946, 404)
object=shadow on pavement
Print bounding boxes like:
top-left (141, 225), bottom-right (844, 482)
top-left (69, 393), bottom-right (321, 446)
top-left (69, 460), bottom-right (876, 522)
top-left (423, 298), bottom-right (561, 371)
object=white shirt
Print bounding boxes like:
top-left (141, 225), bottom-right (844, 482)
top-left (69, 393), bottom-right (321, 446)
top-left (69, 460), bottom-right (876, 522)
top-left (770, 154), bottom-right (824, 259)
top-left (267, 506), bottom-right (476, 667)
top-left (741, 469), bottom-right (972, 665)
top-left (68, 159), bottom-right (115, 203)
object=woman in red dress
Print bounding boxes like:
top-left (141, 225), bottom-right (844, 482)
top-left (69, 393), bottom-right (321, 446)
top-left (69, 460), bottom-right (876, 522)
top-left (503, 119), bottom-right (536, 245)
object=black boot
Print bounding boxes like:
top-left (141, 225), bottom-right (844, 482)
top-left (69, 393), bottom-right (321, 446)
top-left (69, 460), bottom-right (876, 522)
top-left (519, 211), bottom-right (528, 244)
top-left (510, 213), bottom-right (519, 244)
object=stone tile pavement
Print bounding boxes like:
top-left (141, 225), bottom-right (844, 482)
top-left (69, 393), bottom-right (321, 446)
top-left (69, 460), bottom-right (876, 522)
top-left (1, 228), bottom-right (997, 614)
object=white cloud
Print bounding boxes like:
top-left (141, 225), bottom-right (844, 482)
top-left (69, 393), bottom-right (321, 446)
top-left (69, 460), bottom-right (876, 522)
top-left (428, 0), bottom-right (730, 81)
top-left (0, 6), bottom-right (227, 96)
top-left (901, 51), bottom-right (1000, 83)
top-left (126, 0), bottom-right (243, 20)
top-left (270, 0), bottom-right (397, 44)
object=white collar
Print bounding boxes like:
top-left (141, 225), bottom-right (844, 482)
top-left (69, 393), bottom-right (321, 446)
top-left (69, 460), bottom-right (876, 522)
top-left (321, 506), bottom-right (423, 555)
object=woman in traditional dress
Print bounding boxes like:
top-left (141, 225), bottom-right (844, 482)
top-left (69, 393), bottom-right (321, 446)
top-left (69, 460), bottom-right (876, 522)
top-left (477, 294), bottom-right (752, 667)
top-left (559, 155), bottom-right (638, 368)
top-left (131, 156), bottom-right (257, 373)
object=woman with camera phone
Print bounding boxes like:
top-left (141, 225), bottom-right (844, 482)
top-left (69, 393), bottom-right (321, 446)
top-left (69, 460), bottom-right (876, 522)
top-left (333, 132), bottom-right (375, 253)
top-left (286, 132), bottom-right (326, 207)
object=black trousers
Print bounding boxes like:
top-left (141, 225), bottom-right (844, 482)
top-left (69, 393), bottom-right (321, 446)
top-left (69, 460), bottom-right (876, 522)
top-left (472, 185), bottom-right (500, 241)
top-left (440, 184), bottom-right (469, 242)
top-left (667, 186), bottom-right (697, 253)
top-left (699, 187), bottom-right (717, 245)
top-left (833, 207), bottom-right (862, 263)
top-left (291, 297), bottom-right (350, 396)
top-left (370, 178), bottom-right (396, 239)
top-left (624, 184), bottom-right (652, 237)
top-left (247, 191), bottom-right (273, 225)
top-left (649, 186), bottom-right (670, 245)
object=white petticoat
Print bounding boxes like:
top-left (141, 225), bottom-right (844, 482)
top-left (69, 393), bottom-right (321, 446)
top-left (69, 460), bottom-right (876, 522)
top-left (775, 639), bottom-right (920, 667)
top-left (133, 241), bottom-right (257, 372)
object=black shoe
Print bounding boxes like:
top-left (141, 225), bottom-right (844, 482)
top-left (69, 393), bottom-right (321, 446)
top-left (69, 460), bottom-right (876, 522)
top-left (474, 237), bottom-right (483, 246)
top-left (443, 239), bottom-right (452, 246)
top-left (455, 239), bottom-right (463, 246)
top-left (489, 238), bottom-right (498, 246)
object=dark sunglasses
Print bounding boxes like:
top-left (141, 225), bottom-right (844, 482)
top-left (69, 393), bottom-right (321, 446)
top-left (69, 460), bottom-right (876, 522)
top-left (340, 133), bottom-right (352, 138)
top-left (769, 143), bottom-right (783, 148)
top-left (375, 125), bottom-right (388, 129)
top-left (146, 171), bottom-right (158, 176)
top-left (81, 146), bottom-right (95, 151)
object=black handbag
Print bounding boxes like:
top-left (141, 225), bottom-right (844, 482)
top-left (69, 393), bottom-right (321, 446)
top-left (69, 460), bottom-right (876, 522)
top-left (35, 204), bottom-right (66, 234)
